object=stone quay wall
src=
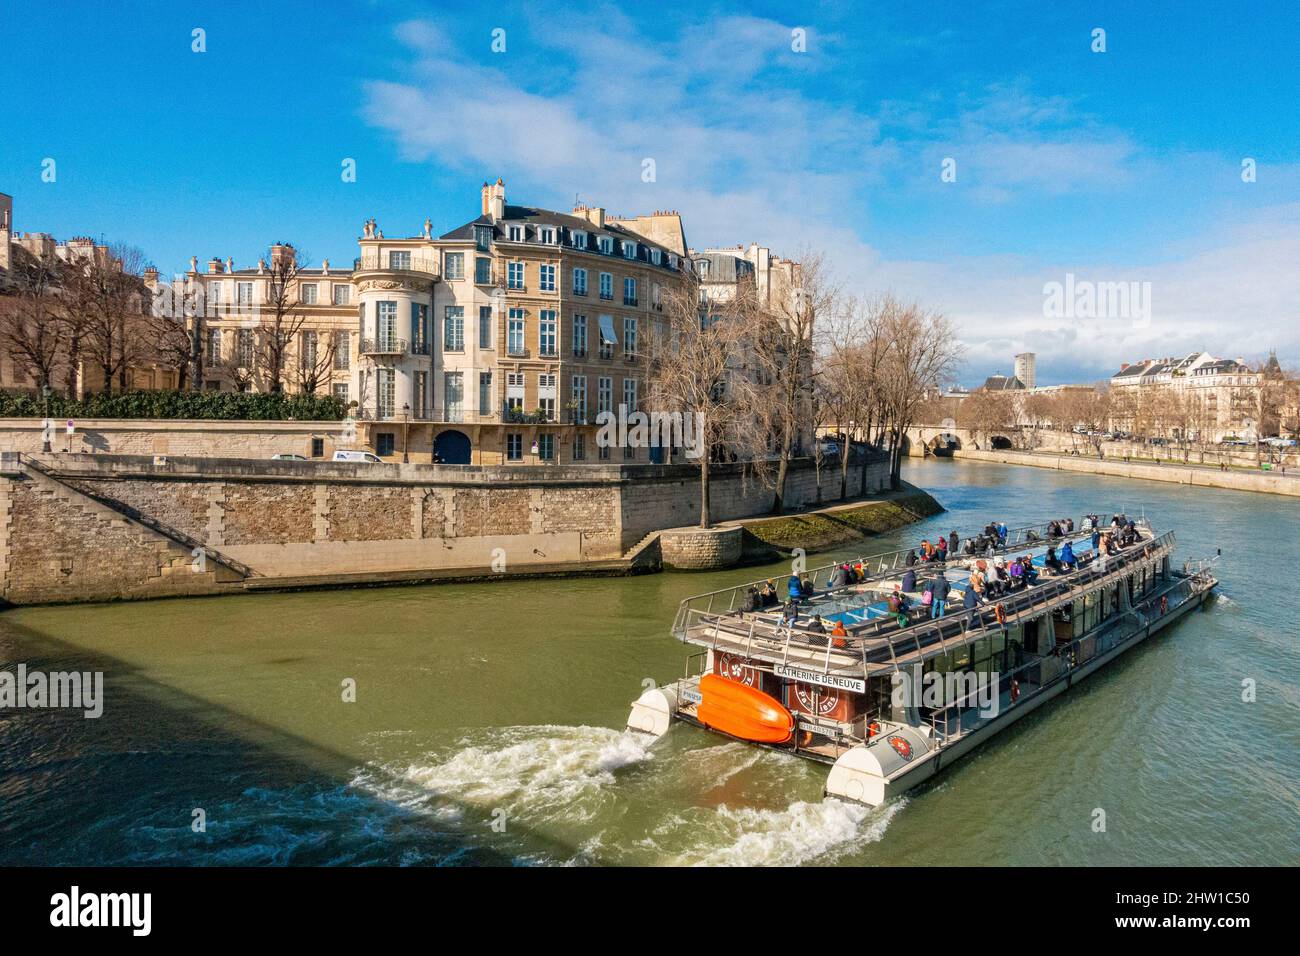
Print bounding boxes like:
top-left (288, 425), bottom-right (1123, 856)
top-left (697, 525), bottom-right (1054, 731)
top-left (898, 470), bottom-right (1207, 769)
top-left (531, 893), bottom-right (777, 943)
top-left (0, 451), bottom-right (890, 605)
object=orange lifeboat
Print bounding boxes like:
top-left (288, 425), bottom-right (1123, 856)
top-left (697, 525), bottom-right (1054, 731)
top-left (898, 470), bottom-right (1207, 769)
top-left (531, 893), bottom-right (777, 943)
top-left (697, 673), bottom-right (794, 744)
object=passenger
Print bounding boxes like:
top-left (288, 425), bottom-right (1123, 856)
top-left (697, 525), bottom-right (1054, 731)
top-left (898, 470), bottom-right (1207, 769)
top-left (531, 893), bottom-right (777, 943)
top-left (1091, 527), bottom-right (1102, 553)
top-left (807, 614), bottom-right (827, 634)
top-left (998, 522), bottom-right (1009, 545)
top-left (1047, 520), bottom-right (1061, 539)
top-left (787, 573), bottom-right (803, 601)
top-left (1045, 545), bottom-right (1061, 573)
top-left (963, 583), bottom-right (981, 615)
top-left (800, 574), bottom-right (814, 600)
top-left (1065, 517), bottom-right (1074, 533)
top-left (831, 564), bottom-right (850, 588)
top-left (1022, 556), bottom-right (1040, 585)
top-left (921, 539), bottom-right (934, 561)
top-left (741, 586), bottom-right (759, 613)
top-left (930, 571), bottom-right (951, 618)
top-left (853, 562), bottom-right (865, 582)
top-left (963, 537), bottom-right (977, 556)
top-left (831, 619), bottom-right (848, 638)
top-left (780, 600), bottom-right (800, 629)
top-left (760, 580), bottom-right (778, 607)
top-left (905, 549), bottom-right (918, 568)
top-left (1009, 557), bottom-right (1025, 587)
top-left (949, 531), bottom-right (960, 554)
top-left (901, 568), bottom-right (917, 593)
top-left (1026, 529), bottom-right (1041, 543)
top-left (936, 537), bottom-right (949, 561)
top-left (1060, 541), bottom-right (1077, 570)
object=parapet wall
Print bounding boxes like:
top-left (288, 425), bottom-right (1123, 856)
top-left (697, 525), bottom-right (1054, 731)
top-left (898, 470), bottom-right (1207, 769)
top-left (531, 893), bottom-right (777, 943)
top-left (0, 452), bottom-right (890, 605)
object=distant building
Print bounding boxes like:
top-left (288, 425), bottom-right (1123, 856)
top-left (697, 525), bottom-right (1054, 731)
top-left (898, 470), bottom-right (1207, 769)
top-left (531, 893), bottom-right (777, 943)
top-left (1014, 352), bottom-right (1036, 390)
top-left (1109, 352), bottom-right (1264, 441)
top-left (980, 373), bottom-right (1025, 391)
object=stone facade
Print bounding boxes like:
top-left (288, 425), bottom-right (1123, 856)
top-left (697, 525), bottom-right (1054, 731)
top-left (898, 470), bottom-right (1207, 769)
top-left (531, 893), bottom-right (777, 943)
top-left (659, 527), bottom-right (743, 570)
top-left (0, 451), bottom-right (890, 605)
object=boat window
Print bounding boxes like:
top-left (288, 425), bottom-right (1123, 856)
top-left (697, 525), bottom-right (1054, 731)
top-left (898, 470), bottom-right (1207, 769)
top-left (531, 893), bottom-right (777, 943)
top-left (1073, 599), bottom-right (1086, 638)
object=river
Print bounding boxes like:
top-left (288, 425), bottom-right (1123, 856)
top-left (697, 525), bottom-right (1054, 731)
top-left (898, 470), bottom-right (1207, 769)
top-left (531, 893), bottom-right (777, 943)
top-left (1, 458), bottom-right (1296, 866)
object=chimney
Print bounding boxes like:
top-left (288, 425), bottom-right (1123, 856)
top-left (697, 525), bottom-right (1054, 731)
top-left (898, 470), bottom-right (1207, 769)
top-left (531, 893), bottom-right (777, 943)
top-left (577, 205), bottom-right (606, 228)
top-left (1120, 363), bottom-right (1129, 371)
top-left (207, 257), bottom-right (223, 274)
top-left (481, 181), bottom-right (491, 216)
top-left (270, 243), bottom-right (296, 269)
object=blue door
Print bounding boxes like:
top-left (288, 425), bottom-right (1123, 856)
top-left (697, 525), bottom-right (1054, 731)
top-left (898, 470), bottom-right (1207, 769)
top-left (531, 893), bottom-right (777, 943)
top-left (434, 430), bottom-right (471, 464)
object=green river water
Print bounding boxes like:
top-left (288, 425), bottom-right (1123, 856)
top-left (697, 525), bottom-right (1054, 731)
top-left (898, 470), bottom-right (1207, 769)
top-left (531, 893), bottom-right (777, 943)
top-left (1, 459), bottom-right (1296, 866)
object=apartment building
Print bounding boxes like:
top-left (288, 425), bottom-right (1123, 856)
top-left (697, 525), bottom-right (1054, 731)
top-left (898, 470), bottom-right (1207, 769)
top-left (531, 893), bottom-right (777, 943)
top-left (1108, 352), bottom-right (1265, 441)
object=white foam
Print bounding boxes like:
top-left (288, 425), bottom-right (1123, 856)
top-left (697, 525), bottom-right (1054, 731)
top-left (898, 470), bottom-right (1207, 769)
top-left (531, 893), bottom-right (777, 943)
top-left (678, 797), bottom-right (906, 867)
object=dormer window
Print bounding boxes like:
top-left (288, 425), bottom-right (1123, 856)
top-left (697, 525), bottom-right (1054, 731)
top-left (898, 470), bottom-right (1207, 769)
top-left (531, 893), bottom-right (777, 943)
top-left (650, 249), bottom-right (662, 266)
top-left (668, 253), bottom-right (679, 270)
top-left (573, 231), bottom-right (588, 250)
top-left (539, 226), bottom-right (556, 244)
top-left (475, 226), bottom-right (492, 251)
top-left (622, 240), bottom-right (638, 259)
top-left (508, 224), bottom-right (524, 242)
top-left (598, 236), bottom-right (613, 255)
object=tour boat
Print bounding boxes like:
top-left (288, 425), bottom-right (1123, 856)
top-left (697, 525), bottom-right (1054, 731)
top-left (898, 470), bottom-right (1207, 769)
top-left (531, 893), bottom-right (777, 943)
top-left (627, 514), bottom-right (1218, 806)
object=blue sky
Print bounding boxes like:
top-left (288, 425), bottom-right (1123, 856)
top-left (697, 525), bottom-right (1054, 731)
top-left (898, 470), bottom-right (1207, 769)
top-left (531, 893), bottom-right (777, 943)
top-left (2, 0), bottom-right (1297, 384)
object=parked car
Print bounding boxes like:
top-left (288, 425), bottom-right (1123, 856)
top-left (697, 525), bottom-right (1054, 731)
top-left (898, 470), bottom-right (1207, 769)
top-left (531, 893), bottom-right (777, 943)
top-left (332, 449), bottom-right (383, 463)
top-left (271, 453), bottom-right (307, 461)
top-left (819, 439), bottom-right (842, 456)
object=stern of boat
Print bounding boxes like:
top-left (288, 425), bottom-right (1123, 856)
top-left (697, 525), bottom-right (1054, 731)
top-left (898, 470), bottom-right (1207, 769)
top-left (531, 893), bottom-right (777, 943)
top-left (824, 724), bottom-right (936, 806)
top-left (627, 677), bottom-right (695, 738)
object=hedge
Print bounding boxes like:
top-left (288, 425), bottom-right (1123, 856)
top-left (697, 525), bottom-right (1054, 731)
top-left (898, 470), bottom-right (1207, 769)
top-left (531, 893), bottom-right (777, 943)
top-left (0, 389), bottom-right (348, 421)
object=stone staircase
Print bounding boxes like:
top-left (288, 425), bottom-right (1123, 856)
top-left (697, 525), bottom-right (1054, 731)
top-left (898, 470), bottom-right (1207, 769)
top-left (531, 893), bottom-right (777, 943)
top-left (622, 530), bottom-right (663, 567)
top-left (6, 460), bottom-right (246, 603)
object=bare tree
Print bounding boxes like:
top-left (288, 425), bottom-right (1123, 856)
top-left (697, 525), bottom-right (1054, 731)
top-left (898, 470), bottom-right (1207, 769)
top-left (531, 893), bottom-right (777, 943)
top-left (255, 244), bottom-right (312, 393)
top-left (957, 389), bottom-right (1016, 448)
top-left (814, 294), bottom-right (871, 499)
top-left (0, 244), bottom-right (67, 391)
top-left (646, 276), bottom-right (767, 528)
top-left (64, 242), bottom-right (150, 394)
top-left (749, 252), bottom-right (834, 513)
top-left (294, 327), bottom-right (338, 396)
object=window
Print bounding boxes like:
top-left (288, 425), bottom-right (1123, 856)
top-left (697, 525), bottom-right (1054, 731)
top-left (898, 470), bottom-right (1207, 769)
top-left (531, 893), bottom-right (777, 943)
top-left (376, 433), bottom-right (395, 457)
top-left (572, 268), bottom-right (587, 295)
top-left (444, 252), bottom-right (464, 280)
top-left (598, 236), bottom-right (612, 255)
top-left (598, 443), bottom-right (610, 461)
top-left (412, 303), bottom-right (429, 354)
top-left (623, 317), bottom-right (637, 357)
top-left (475, 226), bottom-right (492, 251)
top-left (573, 433), bottom-right (586, 461)
top-left (573, 231), bottom-right (588, 250)
top-left (478, 306), bottom-right (493, 349)
top-left (300, 330), bottom-right (319, 368)
top-left (389, 251), bottom-right (411, 270)
top-left (300, 282), bottom-right (317, 305)
top-left (538, 373), bottom-right (557, 422)
top-left (237, 281), bottom-right (254, 305)
top-left (539, 263), bottom-right (556, 292)
top-left (208, 282), bottom-right (222, 305)
top-left (507, 261), bottom-right (525, 289)
top-left (508, 224), bottom-right (524, 242)
top-left (377, 301), bottom-right (398, 351)
top-left (332, 284), bottom-right (351, 305)
top-left (572, 314), bottom-right (588, 356)
top-left (377, 369), bottom-right (395, 420)
top-left (539, 310), bottom-right (557, 355)
top-left (650, 249), bottom-right (662, 266)
top-left (237, 329), bottom-right (254, 367)
top-left (571, 375), bottom-right (587, 424)
top-left (333, 382), bottom-right (349, 403)
top-left (444, 372), bottom-right (464, 423)
top-left (539, 227), bottom-right (556, 244)
top-left (206, 329), bottom-right (222, 366)
top-left (506, 433), bottom-right (523, 461)
top-left (623, 377), bottom-right (638, 412)
top-left (599, 272), bottom-right (613, 299)
top-left (623, 240), bottom-right (638, 259)
top-left (444, 306), bottom-right (465, 351)
top-left (597, 376), bottom-right (612, 415)
top-left (507, 309), bottom-right (526, 355)
top-left (538, 434), bottom-right (555, 461)
top-left (334, 331), bottom-right (350, 369)
top-left (598, 314), bottom-right (618, 358)
top-left (624, 444), bottom-right (635, 460)
top-left (668, 253), bottom-right (678, 270)
top-left (479, 372), bottom-right (492, 415)
top-left (623, 277), bottom-right (636, 306)
top-left (311, 437), bottom-right (325, 458)
top-left (506, 372), bottom-right (525, 418)
top-left (475, 257), bottom-right (492, 284)
top-left (414, 371), bottom-right (428, 418)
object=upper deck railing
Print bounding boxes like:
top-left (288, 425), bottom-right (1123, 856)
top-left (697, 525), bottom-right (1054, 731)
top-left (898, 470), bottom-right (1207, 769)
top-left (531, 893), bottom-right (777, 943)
top-left (671, 511), bottom-right (1129, 637)
top-left (675, 520), bottom-right (1172, 677)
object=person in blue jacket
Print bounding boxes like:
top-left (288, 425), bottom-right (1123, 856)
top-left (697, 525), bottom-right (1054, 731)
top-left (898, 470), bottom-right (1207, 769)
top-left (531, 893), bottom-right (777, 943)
top-left (1060, 541), bottom-right (1077, 570)
top-left (901, 568), bottom-right (917, 593)
top-left (787, 573), bottom-right (803, 601)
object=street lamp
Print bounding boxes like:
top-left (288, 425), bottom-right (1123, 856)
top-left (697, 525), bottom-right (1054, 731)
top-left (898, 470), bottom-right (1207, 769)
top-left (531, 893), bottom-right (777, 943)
top-left (41, 385), bottom-right (53, 453)
top-left (401, 403), bottom-right (410, 463)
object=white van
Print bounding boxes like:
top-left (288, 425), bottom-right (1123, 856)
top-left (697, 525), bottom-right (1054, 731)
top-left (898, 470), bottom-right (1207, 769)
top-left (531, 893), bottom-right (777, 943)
top-left (332, 449), bottom-right (384, 463)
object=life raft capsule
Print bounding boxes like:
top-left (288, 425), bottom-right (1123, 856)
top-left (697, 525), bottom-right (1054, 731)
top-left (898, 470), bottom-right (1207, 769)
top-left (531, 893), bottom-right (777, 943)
top-left (696, 673), bottom-right (794, 744)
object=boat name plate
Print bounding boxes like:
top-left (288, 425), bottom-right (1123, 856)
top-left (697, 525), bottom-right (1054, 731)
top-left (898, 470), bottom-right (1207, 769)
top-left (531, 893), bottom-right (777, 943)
top-left (773, 665), bottom-right (866, 694)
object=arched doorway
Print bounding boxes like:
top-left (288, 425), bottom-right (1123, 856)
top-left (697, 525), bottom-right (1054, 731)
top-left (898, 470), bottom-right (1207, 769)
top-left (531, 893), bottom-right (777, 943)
top-left (434, 429), bottom-right (471, 464)
top-left (990, 434), bottom-right (1013, 450)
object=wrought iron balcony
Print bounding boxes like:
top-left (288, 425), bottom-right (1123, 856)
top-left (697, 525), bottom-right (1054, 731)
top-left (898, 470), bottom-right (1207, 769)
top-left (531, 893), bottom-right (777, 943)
top-left (360, 337), bottom-right (408, 356)
top-left (352, 253), bottom-right (440, 277)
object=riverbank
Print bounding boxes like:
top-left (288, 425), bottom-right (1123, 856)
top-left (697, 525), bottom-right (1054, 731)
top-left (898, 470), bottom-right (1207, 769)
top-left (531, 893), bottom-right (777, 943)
top-left (955, 448), bottom-right (1300, 497)
top-left (734, 483), bottom-right (945, 559)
